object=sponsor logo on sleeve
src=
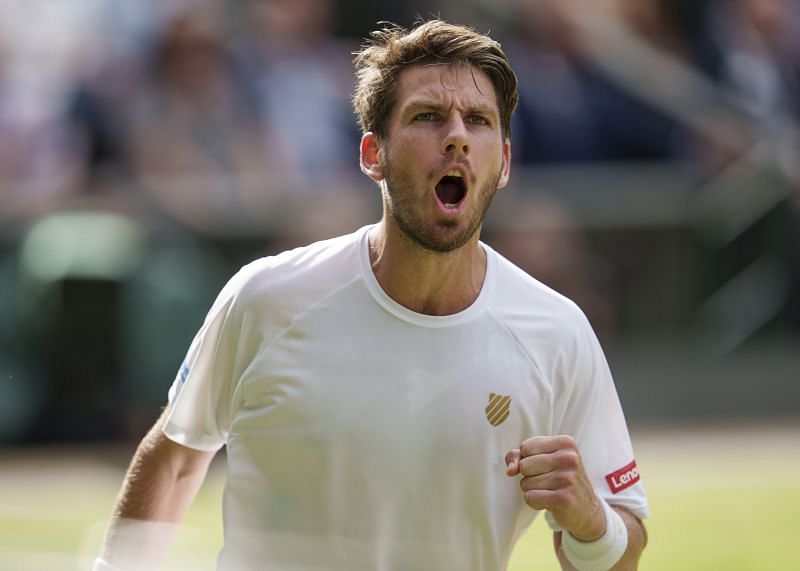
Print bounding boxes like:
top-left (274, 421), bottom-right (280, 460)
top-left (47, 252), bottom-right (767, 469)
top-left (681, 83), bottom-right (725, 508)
top-left (605, 460), bottom-right (640, 494)
top-left (178, 361), bottom-right (190, 384)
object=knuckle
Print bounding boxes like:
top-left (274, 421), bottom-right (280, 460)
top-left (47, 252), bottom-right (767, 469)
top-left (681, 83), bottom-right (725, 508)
top-left (559, 434), bottom-right (577, 449)
top-left (523, 491), bottom-right (546, 510)
top-left (554, 472), bottom-right (573, 489)
top-left (561, 450), bottom-right (580, 469)
top-left (521, 435), bottom-right (545, 457)
top-left (519, 476), bottom-right (539, 493)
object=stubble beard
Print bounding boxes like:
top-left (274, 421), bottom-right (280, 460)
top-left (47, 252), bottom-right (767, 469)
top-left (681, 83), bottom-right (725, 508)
top-left (381, 159), bottom-right (501, 254)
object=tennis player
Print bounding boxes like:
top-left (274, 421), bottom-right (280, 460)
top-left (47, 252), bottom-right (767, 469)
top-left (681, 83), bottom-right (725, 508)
top-left (96, 19), bottom-right (649, 571)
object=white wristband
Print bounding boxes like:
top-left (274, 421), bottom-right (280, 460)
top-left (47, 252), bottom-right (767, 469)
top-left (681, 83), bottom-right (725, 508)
top-left (561, 498), bottom-right (628, 571)
top-left (92, 557), bottom-right (125, 571)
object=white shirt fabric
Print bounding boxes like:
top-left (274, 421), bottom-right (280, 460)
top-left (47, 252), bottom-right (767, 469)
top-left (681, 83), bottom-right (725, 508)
top-left (164, 224), bottom-right (650, 571)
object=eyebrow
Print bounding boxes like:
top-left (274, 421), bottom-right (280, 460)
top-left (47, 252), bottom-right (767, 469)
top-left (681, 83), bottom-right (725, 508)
top-left (403, 100), bottom-right (498, 117)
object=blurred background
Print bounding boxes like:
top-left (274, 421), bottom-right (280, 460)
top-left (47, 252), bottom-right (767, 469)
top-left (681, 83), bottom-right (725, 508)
top-left (0, 0), bottom-right (798, 569)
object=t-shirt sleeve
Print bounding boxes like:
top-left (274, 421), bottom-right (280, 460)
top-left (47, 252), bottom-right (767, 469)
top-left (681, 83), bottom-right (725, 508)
top-left (545, 312), bottom-right (650, 530)
top-left (162, 269), bottom-right (250, 452)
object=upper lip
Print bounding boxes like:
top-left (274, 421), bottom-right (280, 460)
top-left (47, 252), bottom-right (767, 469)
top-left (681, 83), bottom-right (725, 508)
top-left (435, 163), bottom-right (470, 187)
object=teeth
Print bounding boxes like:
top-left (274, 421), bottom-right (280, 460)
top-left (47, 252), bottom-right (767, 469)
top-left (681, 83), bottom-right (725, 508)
top-left (445, 170), bottom-right (462, 177)
top-left (444, 203), bottom-right (457, 208)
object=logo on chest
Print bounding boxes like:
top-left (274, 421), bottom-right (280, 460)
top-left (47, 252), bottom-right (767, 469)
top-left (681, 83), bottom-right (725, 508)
top-left (485, 393), bottom-right (512, 427)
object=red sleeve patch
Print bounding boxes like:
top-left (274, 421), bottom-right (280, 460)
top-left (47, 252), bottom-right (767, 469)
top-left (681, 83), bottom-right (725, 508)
top-left (605, 460), bottom-right (640, 494)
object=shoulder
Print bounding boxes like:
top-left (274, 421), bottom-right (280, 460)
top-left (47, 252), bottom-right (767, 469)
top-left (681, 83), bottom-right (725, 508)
top-left (224, 227), bottom-right (367, 314)
top-left (485, 246), bottom-right (604, 381)
top-left (487, 246), bottom-right (589, 333)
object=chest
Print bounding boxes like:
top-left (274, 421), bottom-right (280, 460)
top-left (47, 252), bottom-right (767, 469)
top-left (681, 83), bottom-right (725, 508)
top-left (233, 300), bottom-right (555, 459)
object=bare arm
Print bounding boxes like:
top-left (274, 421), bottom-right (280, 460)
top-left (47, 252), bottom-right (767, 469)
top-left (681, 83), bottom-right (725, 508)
top-left (554, 507), bottom-right (648, 570)
top-left (98, 407), bottom-right (216, 570)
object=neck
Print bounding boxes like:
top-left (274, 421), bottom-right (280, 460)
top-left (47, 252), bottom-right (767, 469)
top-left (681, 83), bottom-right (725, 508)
top-left (367, 218), bottom-right (487, 316)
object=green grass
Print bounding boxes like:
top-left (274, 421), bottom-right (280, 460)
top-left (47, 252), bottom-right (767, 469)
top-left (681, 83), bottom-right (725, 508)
top-left (509, 424), bottom-right (800, 570)
top-left (1, 423), bottom-right (798, 570)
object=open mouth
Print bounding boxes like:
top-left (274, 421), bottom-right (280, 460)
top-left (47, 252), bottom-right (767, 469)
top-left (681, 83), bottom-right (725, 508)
top-left (435, 172), bottom-right (467, 209)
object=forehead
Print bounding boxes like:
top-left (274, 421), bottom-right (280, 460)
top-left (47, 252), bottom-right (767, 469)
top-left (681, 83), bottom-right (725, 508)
top-left (393, 63), bottom-right (499, 113)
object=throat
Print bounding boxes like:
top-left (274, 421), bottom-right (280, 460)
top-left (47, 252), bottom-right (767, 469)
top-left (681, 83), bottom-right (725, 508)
top-left (402, 270), bottom-right (484, 316)
top-left (369, 226), bottom-right (487, 315)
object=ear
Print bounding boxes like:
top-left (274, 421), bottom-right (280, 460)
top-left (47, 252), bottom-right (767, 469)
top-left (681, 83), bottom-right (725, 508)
top-left (497, 137), bottom-right (511, 189)
top-left (360, 132), bottom-right (385, 182)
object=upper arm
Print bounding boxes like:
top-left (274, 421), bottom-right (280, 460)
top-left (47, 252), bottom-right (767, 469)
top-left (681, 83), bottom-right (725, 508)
top-left (114, 406), bottom-right (217, 522)
top-left (141, 406), bottom-right (218, 476)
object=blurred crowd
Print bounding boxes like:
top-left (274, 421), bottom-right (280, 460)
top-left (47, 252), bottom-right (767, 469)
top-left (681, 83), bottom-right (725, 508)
top-left (0, 0), bottom-right (369, 239)
top-left (1, 0), bottom-right (799, 441)
top-left (0, 0), bottom-right (798, 230)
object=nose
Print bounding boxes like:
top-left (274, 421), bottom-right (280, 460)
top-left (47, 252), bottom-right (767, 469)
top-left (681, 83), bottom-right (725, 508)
top-left (441, 115), bottom-right (470, 156)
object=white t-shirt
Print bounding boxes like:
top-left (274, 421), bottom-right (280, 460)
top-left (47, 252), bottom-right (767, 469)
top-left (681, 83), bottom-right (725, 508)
top-left (164, 225), bottom-right (650, 571)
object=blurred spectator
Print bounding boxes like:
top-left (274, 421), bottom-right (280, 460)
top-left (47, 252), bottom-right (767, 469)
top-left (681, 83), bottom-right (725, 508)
top-left (62, 45), bottom-right (145, 198)
top-left (232, 0), bottom-right (360, 189)
top-left (129, 6), bottom-right (279, 236)
top-left (0, 1), bottom-right (169, 222)
top-left (613, 0), bottom-right (691, 58)
top-left (505, 0), bottom-right (687, 164)
top-left (704, 0), bottom-right (800, 126)
top-left (676, 0), bottom-right (800, 173)
top-left (687, 1), bottom-right (800, 337)
top-left (61, 0), bottom-right (232, 197)
top-left (0, 42), bottom-right (76, 226)
top-left (504, 0), bottom-right (601, 163)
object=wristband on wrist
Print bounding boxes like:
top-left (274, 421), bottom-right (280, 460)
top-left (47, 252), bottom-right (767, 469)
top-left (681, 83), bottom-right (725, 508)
top-left (561, 498), bottom-right (628, 571)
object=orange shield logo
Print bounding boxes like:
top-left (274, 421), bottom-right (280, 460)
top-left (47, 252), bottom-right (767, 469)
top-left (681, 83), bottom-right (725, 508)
top-left (486, 393), bottom-right (511, 427)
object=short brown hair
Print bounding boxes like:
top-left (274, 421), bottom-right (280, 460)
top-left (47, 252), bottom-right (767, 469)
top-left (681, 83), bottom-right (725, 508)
top-left (353, 19), bottom-right (518, 139)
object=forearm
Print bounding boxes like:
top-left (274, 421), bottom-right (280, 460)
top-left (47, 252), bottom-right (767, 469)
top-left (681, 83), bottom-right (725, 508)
top-left (100, 410), bottom-right (214, 569)
top-left (609, 507), bottom-right (647, 570)
top-left (554, 506), bottom-right (647, 571)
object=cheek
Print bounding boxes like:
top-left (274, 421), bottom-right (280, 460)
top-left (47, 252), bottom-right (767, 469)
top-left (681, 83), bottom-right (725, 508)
top-left (477, 143), bottom-right (505, 172)
top-left (387, 142), bottom-right (431, 177)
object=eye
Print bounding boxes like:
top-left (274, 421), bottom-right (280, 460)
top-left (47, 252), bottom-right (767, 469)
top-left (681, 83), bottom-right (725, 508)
top-left (467, 114), bottom-right (490, 126)
top-left (414, 112), bottom-right (438, 122)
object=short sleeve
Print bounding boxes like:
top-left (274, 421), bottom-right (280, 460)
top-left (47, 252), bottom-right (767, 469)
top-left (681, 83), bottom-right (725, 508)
top-left (545, 313), bottom-right (650, 530)
top-left (162, 269), bottom-right (250, 451)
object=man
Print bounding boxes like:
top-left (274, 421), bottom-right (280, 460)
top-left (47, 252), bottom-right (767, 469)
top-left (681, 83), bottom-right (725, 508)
top-left (96, 19), bottom-right (649, 571)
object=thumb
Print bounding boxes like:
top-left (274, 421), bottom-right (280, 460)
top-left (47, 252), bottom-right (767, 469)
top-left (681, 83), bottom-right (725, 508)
top-left (505, 449), bottom-right (521, 476)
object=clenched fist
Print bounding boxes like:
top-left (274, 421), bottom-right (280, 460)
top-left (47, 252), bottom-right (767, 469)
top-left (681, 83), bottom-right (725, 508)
top-left (506, 435), bottom-right (606, 542)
